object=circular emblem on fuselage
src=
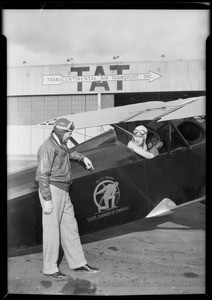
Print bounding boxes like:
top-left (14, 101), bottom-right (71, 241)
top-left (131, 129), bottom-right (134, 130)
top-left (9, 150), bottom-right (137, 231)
top-left (93, 179), bottom-right (120, 212)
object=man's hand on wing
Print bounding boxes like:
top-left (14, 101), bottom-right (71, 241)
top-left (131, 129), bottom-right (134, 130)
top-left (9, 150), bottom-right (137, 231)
top-left (83, 157), bottom-right (94, 170)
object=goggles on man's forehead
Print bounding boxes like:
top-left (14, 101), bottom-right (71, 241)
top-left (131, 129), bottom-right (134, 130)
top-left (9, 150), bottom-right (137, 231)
top-left (54, 121), bottom-right (75, 132)
top-left (133, 129), bottom-right (147, 136)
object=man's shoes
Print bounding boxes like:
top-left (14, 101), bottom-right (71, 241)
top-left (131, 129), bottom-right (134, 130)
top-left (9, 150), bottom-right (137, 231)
top-left (74, 264), bottom-right (99, 274)
top-left (44, 271), bottom-right (68, 279)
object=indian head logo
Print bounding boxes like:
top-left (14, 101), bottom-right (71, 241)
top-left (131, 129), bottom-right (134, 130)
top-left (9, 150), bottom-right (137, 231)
top-left (93, 177), bottom-right (120, 213)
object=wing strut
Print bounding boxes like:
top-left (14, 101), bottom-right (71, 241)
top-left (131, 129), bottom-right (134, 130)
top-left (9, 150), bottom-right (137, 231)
top-left (69, 136), bottom-right (79, 146)
top-left (112, 124), bottom-right (133, 137)
top-left (167, 122), bottom-right (172, 156)
top-left (170, 122), bottom-right (192, 149)
top-left (166, 121), bottom-right (192, 157)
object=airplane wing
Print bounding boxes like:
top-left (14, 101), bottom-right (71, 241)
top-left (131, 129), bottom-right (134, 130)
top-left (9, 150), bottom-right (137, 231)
top-left (157, 96), bottom-right (206, 122)
top-left (39, 96), bottom-right (205, 130)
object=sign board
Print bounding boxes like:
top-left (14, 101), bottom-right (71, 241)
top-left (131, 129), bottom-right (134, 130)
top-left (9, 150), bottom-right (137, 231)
top-left (7, 60), bottom-right (205, 96)
top-left (42, 65), bottom-right (162, 92)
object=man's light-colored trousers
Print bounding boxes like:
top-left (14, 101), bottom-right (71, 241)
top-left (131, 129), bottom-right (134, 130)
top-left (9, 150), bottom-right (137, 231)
top-left (39, 184), bottom-right (87, 274)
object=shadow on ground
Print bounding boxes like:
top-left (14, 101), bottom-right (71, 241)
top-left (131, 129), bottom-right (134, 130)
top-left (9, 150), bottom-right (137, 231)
top-left (8, 202), bottom-right (205, 259)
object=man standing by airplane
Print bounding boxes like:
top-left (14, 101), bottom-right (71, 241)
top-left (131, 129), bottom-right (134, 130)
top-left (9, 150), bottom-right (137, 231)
top-left (36, 118), bottom-right (99, 279)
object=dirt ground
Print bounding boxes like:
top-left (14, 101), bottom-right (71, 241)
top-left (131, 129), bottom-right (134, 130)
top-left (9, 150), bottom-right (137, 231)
top-left (6, 202), bottom-right (206, 296)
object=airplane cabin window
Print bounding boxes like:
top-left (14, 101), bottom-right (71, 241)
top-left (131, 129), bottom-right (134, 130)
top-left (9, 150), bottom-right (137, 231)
top-left (177, 121), bottom-right (203, 143)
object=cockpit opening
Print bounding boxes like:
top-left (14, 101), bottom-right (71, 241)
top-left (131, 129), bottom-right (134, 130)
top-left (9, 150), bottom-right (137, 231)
top-left (177, 121), bottom-right (203, 143)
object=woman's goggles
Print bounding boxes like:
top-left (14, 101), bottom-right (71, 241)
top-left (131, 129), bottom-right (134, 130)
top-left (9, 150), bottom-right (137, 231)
top-left (133, 129), bottom-right (147, 137)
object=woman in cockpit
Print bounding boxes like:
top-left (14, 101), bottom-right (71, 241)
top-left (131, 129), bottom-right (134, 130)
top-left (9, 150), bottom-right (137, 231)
top-left (127, 125), bottom-right (163, 159)
top-left (127, 125), bottom-right (154, 159)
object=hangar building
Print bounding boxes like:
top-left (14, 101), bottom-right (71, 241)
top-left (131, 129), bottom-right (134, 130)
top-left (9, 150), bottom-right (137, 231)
top-left (7, 59), bottom-right (205, 155)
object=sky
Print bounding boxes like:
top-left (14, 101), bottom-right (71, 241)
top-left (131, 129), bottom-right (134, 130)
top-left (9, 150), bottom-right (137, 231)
top-left (2, 8), bottom-right (210, 67)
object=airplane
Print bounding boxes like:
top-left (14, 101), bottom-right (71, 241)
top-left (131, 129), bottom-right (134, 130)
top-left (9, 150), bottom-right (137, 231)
top-left (7, 96), bottom-right (206, 256)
